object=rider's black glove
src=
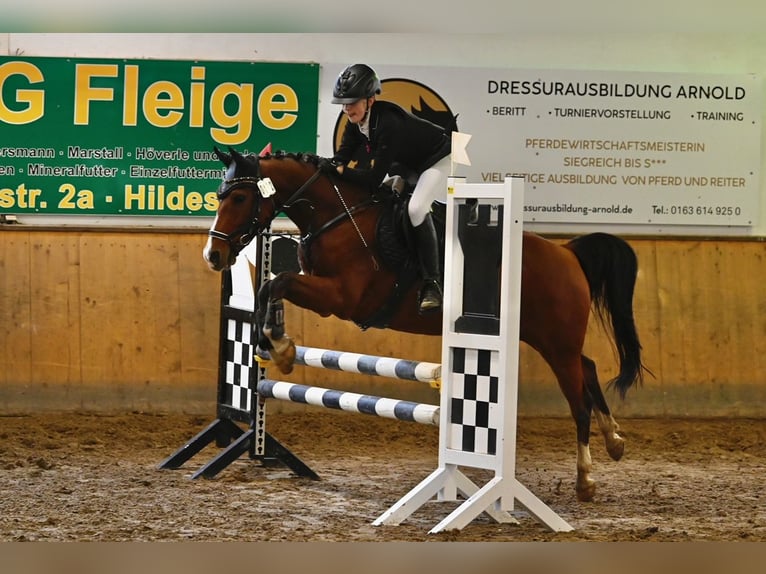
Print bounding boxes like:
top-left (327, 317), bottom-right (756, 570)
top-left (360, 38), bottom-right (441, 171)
top-left (316, 157), bottom-right (339, 174)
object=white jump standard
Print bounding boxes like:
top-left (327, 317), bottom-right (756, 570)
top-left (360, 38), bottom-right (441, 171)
top-left (372, 178), bottom-right (573, 534)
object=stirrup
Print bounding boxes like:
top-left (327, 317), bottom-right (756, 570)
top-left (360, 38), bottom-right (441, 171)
top-left (418, 284), bottom-right (442, 313)
top-left (419, 299), bottom-right (441, 313)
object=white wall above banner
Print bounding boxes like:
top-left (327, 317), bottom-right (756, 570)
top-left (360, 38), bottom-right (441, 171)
top-left (319, 65), bottom-right (761, 232)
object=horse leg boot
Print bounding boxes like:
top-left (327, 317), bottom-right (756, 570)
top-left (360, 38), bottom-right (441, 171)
top-left (261, 298), bottom-right (296, 374)
top-left (413, 213), bottom-right (443, 313)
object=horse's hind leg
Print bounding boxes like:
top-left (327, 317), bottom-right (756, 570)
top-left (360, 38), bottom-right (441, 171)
top-left (547, 354), bottom-right (597, 502)
top-left (582, 355), bottom-right (625, 461)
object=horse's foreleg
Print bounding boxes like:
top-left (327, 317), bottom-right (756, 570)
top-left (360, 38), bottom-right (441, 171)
top-left (582, 355), bottom-right (625, 461)
top-left (257, 272), bottom-right (349, 375)
top-left (254, 278), bottom-right (297, 375)
top-left (262, 297), bottom-right (296, 375)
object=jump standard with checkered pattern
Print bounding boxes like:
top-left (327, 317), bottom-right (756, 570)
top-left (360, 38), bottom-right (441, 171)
top-left (372, 178), bottom-right (572, 534)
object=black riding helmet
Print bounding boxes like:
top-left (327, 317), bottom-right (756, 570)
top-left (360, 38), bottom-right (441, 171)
top-left (332, 64), bottom-right (382, 104)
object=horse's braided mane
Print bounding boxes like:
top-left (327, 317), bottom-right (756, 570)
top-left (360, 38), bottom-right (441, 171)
top-left (250, 150), bottom-right (323, 167)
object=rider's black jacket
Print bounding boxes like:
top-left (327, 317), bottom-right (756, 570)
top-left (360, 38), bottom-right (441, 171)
top-left (332, 100), bottom-right (450, 192)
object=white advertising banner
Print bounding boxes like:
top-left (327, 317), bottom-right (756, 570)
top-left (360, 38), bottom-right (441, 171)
top-left (319, 65), bottom-right (761, 228)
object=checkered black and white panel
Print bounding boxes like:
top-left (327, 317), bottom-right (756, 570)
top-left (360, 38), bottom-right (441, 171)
top-left (222, 318), bottom-right (254, 412)
top-left (448, 347), bottom-right (500, 455)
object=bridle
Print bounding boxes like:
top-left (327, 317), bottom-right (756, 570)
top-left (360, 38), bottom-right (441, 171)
top-left (207, 175), bottom-right (266, 252)
top-left (207, 153), bottom-right (322, 253)
top-left (208, 152), bottom-right (376, 269)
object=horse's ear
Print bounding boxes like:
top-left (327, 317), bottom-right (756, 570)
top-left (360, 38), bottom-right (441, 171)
top-left (228, 146), bottom-right (247, 165)
top-left (213, 146), bottom-right (231, 166)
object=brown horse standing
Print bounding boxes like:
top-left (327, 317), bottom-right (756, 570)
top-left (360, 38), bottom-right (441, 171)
top-left (203, 147), bottom-right (650, 502)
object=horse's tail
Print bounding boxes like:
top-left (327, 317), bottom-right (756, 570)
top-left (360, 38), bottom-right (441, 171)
top-left (567, 232), bottom-right (651, 398)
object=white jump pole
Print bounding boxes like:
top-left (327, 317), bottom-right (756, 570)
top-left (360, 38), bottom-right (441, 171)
top-left (373, 177), bottom-right (573, 534)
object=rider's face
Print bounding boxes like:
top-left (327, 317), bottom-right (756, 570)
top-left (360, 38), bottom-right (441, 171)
top-left (342, 98), bottom-right (370, 124)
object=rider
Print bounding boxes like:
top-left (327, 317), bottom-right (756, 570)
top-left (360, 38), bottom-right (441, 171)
top-left (325, 63), bottom-right (451, 314)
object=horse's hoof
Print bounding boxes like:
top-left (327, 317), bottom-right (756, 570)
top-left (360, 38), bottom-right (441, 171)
top-left (576, 479), bottom-right (596, 502)
top-left (606, 436), bottom-right (625, 461)
top-left (274, 358), bottom-right (294, 375)
top-left (272, 353), bottom-right (295, 375)
top-left (271, 338), bottom-right (296, 375)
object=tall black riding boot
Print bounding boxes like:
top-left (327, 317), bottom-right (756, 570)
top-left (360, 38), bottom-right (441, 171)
top-left (413, 213), bottom-right (443, 313)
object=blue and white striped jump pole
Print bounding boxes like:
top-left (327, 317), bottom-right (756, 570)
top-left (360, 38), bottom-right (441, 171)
top-left (257, 345), bottom-right (442, 388)
top-left (256, 379), bottom-right (440, 426)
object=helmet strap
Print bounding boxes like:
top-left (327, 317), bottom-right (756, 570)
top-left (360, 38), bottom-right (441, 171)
top-left (361, 97), bottom-right (374, 124)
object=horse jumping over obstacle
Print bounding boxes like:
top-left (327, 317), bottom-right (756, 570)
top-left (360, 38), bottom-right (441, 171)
top-left (203, 147), bottom-right (651, 502)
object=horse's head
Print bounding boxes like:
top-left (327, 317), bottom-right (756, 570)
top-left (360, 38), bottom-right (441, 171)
top-left (204, 146), bottom-right (366, 272)
top-left (203, 146), bottom-right (287, 271)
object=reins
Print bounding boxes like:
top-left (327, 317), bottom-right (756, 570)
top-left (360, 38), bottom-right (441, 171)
top-left (327, 179), bottom-right (380, 271)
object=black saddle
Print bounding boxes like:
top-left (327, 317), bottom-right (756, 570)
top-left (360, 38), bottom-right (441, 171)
top-left (373, 175), bottom-right (445, 273)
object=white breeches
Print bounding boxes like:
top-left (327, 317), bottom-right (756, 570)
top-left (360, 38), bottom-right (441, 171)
top-left (407, 155), bottom-right (451, 226)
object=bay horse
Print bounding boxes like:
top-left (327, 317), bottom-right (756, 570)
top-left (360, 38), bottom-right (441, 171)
top-left (203, 147), bottom-right (651, 502)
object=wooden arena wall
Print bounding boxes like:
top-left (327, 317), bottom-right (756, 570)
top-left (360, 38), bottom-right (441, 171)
top-left (1, 227), bottom-right (765, 417)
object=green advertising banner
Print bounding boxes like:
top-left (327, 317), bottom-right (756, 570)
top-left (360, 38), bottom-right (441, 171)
top-left (0, 57), bottom-right (319, 217)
